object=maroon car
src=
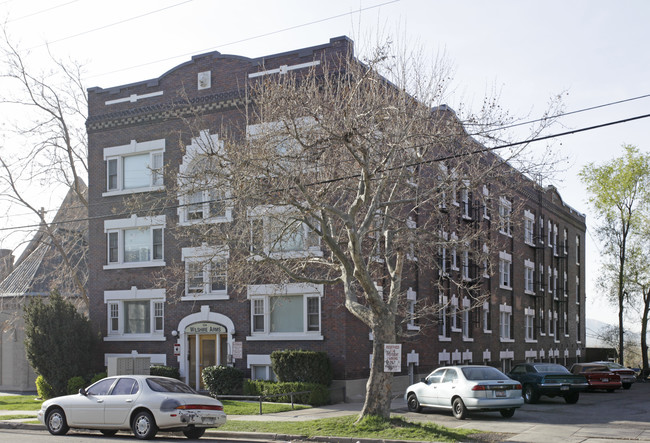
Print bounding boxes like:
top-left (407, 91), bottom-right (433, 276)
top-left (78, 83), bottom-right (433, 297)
top-left (570, 363), bottom-right (622, 392)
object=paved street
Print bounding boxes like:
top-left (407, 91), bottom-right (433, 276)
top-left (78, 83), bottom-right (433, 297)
top-left (2, 382), bottom-right (650, 442)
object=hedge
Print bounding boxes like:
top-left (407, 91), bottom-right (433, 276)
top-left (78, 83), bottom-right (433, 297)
top-left (270, 350), bottom-right (333, 386)
top-left (150, 365), bottom-right (180, 379)
top-left (202, 365), bottom-right (244, 397)
top-left (244, 380), bottom-right (330, 406)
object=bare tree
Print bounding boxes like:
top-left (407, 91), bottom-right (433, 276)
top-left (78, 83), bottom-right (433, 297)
top-left (0, 29), bottom-right (88, 304)
top-left (164, 41), bottom-right (560, 419)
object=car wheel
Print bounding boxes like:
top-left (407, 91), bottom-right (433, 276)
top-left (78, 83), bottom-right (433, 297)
top-left (100, 430), bottom-right (118, 436)
top-left (183, 426), bottom-right (206, 439)
top-left (623, 383), bottom-right (632, 390)
top-left (132, 410), bottom-right (158, 440)
top-left (523, 385), bottom-right (539, 404)
top-left (45, 407), bottom-right (69, 436)
top-left (452, 397), bottom-right (467, 420)
top-left (499, 408), bottom-right (515, 418)
top-left (564, 392), bottom-right (579, 404)
top-left (407, 393), bottom-right (422, 413)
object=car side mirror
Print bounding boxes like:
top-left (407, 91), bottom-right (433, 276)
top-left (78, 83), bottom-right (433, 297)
top-left (79, 388), bottom-right (87, 396)
top-left (421, 377), bottom-right (426, 383)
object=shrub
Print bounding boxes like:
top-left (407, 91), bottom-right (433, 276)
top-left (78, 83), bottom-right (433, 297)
top-left (244, 380), bottom-right (330, 406)
top-left (150, 365), bottom-right (180, 379)
top-left (202, 366), bottom-right (244, 397)
top-left (36, 375), bottom-right (54, 400)
top-left (67, 376), bottom-right (86, 394)
top-left (90, 372), bottom-right (107, 384)
top-left (270, 350), bottom-right (333, 386)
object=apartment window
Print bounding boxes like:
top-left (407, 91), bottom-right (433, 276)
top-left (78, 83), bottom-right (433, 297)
top-left (553, 268), bottom-right (558, 299)
top-left (524, 210), bottom-right (535, 245)
top-left (450, 296), bottom-right (459, 331)
top-left (525, 308), bottom-right (535, 341)
top-left (553, 224), bottom-right (558, 255)
top-left (251, 365), bottom-right (276, 381)
top-left (460, 181), bottom-right (471, 219)
top-left (547, 266), bottom-right (553, 294)
top-left (438, 231), bottom-right (449, 276)
top-left (105, 288), bottom-right (165, 341)
top-left (547, 220), bottom-right (552, 246)
top-left (482, 185), bottom-right (490, 219)
top-left (499, 251), bottom-right (512, 290)
top-left (482, 301), bottom-right (491, 332)
top-left (539, 308), bottom-right (546, 335)
top-left (499, 304), bottom-right (512, 341)
top-left (248, 284), bottom-right (323, 339)
top-left (564, 312), bottom-right (569, 337)
top-left (563, 228), bottom-right (568, 254)
top-left (462, 297), bottom-right (472, 340)
top-left (539, 216), bottom-right (545, 244)
top-left (248, 206), bottom-right (321, 258)
top-left (406, 288), bottom-right (419, 331)
top-left (438, 295), bottom-right (450, 340)
top-left (576, 276), bottom-right (581, 304)
top-left (548, 309), bottom-right (554, 336)
top-left (104, 139), bottom-right (165, 195)
top-left (182, 246), bottom-right (229, 300)
top-left (539, 264), bottom-right (544, 293)
top-left (461, 250), bottom-right (470, 280)
top-left (576, 235), bottom-right (581, 264)
top-left (498, 197), bottom-right (512, 236)
top-left (524, 259), bottom-right (535, 294)
top-left (104, 215), bottom-right (166, 269)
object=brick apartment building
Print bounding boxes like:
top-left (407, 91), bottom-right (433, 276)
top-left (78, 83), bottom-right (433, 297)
top-left (86, 36), bottom-right (586, 398)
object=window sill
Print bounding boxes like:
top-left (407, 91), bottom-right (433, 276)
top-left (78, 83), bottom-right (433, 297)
top-left (104, 261), bottom-right (166, 270)
top-left (451, 327), bottom-right (462, 333)
top-left (500, 338), bottom-right (514, 343)
top-left (524, 290), bottom-right (535, 296)
top-left (525, 339), bottom-right (538, 343)
top-left (499, 285), bottom-right (513, 291)
top-left (462, 337), bottom-right (474, 342)
top-left (103, 185), bottom-right (165, 197)
top-left (181, 293), bottom-right (229, 301)
top-left (407, 324), bottom-right (420, 331)
top-left (438, 336), bottom-right (451, 342)
top-left (483, 329), bottom-right (492, 334)
top-left (179, 214), bottom-right (233, 226)
top-left (246, 333), bottom-right (324, 341)
top-left (105, 334), bottom-right (166, 342)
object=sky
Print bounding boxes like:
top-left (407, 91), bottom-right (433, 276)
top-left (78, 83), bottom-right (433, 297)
top-left (0, 0), bottom-right (648, 337)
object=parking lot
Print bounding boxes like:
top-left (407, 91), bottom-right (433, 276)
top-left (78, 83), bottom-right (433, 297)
top-left (397, 381), bottom-right (650, 442)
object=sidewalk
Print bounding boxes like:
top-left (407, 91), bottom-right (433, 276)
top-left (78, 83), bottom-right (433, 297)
top-left (2, 397), bottom-right (650, 442)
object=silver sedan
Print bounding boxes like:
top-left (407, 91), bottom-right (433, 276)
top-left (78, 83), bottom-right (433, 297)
top-left (37, 375), bottom-right (226, 439)
top-left (405, 365), bottom-right (524, 419)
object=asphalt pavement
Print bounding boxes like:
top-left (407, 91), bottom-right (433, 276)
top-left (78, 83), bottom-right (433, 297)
top-left (2, 384), bottom-right (650, 442)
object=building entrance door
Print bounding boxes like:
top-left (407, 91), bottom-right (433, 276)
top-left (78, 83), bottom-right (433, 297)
top-left (185, 322), bottom-right (228, 390)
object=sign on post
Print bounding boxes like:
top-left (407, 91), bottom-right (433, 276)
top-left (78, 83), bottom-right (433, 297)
top-left (384, 344), bottom-right (402, 372)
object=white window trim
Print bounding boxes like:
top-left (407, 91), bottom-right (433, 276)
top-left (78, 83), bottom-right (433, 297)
top-left (525, 307), bottom-right (536, 343)
top-left (499, 251), bottom-right (512, 290)
top-left (524, 259), bottom-right (535, 295)
top-left (103, 138), bottom-right (165, 196)
top-left (104, 287), bottom-right (166, 342)
top-left (482, 185), bottom-right (490, 220)
top-left (462, 297), bottom-right (473, 341)
top-left (181, 245), bottom-right (229, 301)
top-left (104, 215), bottom-right (166, 270)
top-left (524, 210), bottom-right (535, 246)
top-left (482, 301), bottom-right (492, 333)
top-left (499, 304), bottom-right (513, 342)
top-left (498, 197), bottom-right (512, 237)
top-left (406, 288), bottom-right (420, 331)
top-left (450, 295), bottom-right (461, 332)
top-left (246, 283), bottom-right (323, 341)
top-left (438, 294), bottom-right (450, 341)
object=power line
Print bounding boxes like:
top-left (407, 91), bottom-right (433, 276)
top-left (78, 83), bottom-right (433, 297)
top-left (84, 0), bottom-right (401, 81)
top-left (6, 0), bottom-right (79, 23)
top-left (26, 0), bottom-right (195, 51)
top-left (1, 110), bottom-right (649, 233)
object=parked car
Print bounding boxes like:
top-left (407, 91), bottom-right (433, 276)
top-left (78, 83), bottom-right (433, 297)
top-left (589, 361), bottom-right (636, 389)
top-left (508, 363), bottom-right (588, 404)
top-left (570, 363), bottom-right (622, 392)
top-left (405, 365), bottom-right (523, 420)
top-left (37, 375), bottom-right (226, 439)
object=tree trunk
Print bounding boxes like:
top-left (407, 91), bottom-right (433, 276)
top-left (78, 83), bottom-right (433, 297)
top-left (641, 288), bottom-right (650, 378)
top-left (358, 317), bottom-right (396, 420)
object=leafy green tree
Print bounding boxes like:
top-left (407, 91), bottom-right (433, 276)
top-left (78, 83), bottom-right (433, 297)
top-left (24, 291), bottom-right (98, 396)
top-left (580, 145), bottom-right (650, 366)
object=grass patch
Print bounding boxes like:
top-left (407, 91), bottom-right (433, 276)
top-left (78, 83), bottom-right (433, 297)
top-left (0, 396), bottom-right (42, 411)
top-left (221, 400), bottom-right (310, 415)
top-left (218, 415), bottom-right (478, 442)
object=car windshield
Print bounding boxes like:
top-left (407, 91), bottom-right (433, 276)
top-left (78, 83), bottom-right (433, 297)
top-left (533, 364), bottom-right (570, 373)
top-left (603, 362), bottom-right (625, 369)
top-left (146, 377), bottom-right (197, 394)
top-left (462, 367), bottom-right (509, 381)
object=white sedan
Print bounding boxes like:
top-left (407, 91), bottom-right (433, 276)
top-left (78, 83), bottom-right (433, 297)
top-left (405, 365), bottom-right (524, 419)
top-left (37, 375), bottom-right (226, 439)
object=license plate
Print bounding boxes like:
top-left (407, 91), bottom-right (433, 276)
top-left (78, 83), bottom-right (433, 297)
top-left (495, 391), bottom-right (506, 398)
top-left (202, 417), bottom-right (216, 425)
top-left (602, 378), bottom-right (609, 382)
top-left (561, 385), bottom-right (569, 391)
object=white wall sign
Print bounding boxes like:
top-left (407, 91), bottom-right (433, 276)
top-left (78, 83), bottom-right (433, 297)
top-left (384, 344), bottom-right (402, 372)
